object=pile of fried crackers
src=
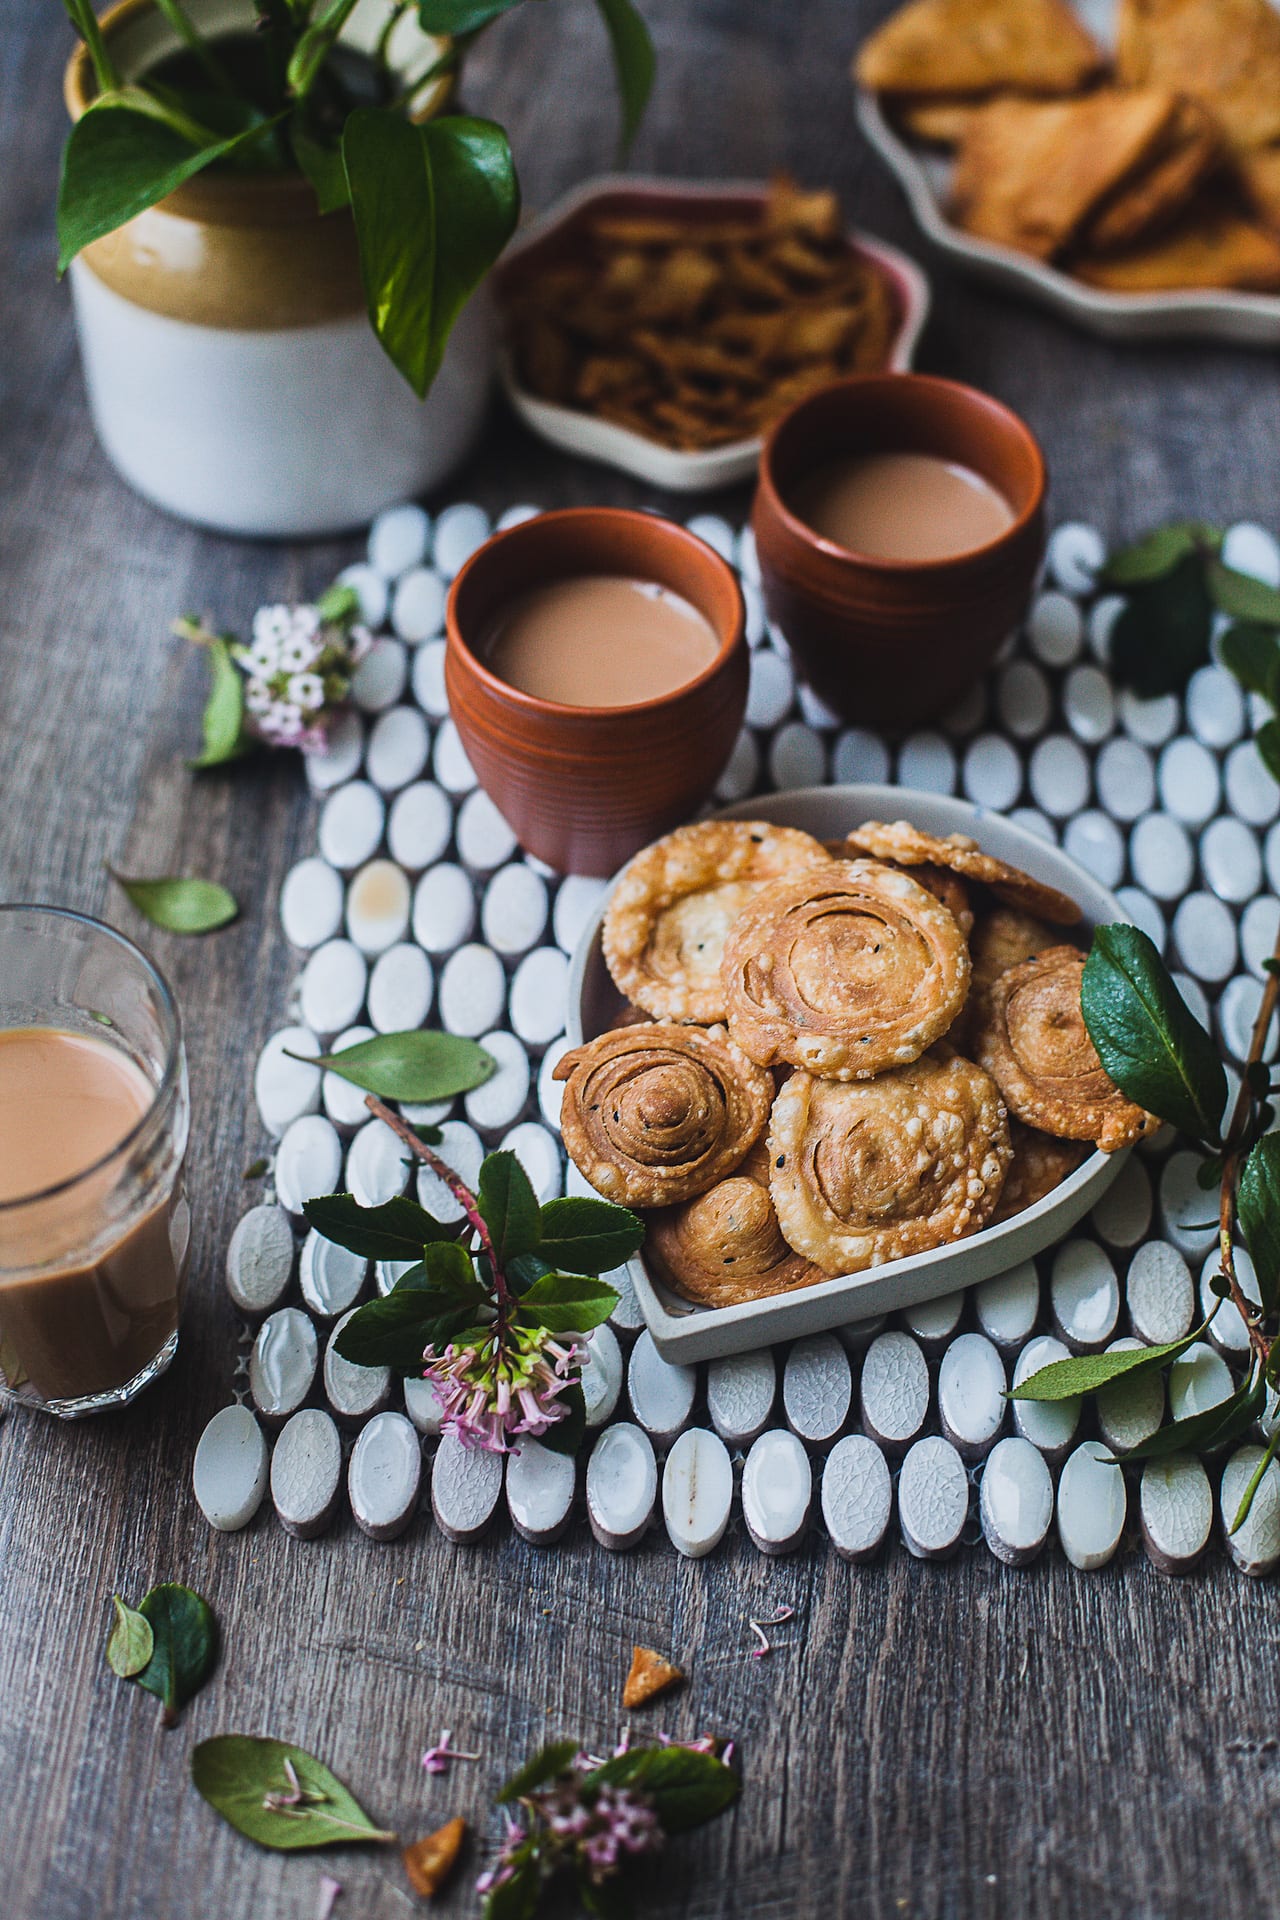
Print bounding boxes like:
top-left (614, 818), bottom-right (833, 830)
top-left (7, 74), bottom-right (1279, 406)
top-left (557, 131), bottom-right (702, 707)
top-left (499, 180), bottom-right (899, 452)
top-left (857, 0), bottom-right (1280, 292)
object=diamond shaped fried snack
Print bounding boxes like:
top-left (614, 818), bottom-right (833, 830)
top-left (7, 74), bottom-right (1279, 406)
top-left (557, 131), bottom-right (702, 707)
top-left (1115, 0), bottom-right (1280, 154)
top-left (1084, 96), bottom-right (1222, 252)
top-left (950, 90), bottom-right (1182, 260)
top-left (1237, 145), bottom-right (1280, 233)
top-left (855, 0), bottom-right (1105, 98)
top-left (1073, 193), bottom-right (1280, 290)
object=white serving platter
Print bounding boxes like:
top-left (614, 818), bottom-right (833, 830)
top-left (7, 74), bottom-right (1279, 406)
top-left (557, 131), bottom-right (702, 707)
top-left (495, 175), bottom-right (931, 493)
top-left (854, 0), bottom-right (1280, 348)
top-left (567, 784), bottom-right (1132, 1363)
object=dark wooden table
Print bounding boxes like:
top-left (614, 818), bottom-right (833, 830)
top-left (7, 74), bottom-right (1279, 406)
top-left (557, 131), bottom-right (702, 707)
top-left (4, 6), bottom-right (1280, 1917)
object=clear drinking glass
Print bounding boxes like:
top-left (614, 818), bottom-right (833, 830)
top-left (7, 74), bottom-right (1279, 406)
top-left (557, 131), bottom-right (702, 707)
top-left (0, 906), bottom-right (190, 1417)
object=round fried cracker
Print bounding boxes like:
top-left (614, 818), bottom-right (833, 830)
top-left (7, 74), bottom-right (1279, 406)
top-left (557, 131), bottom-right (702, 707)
top-left (827, 844), bottom-right (975, 936)
top-left (973, 946), bottom-right (1158, 1153)
top-left (769, 1053), bottom-right (1012, 1275)
top-left (553, 1021), bottom-right (772, 1208)
top-left (951, 903), bottom-right (1067, 1051)
top-left (648, 1136), bottom-right (824, 1307)
top-left (721, 859), bottom-right (970, 1078)
top-left (990, 1118), bottom-right (1089, 1224)
top-left (843, 819), bottom-right (1081, 926)
top-left (603, 820), bottom-right (833, 1024)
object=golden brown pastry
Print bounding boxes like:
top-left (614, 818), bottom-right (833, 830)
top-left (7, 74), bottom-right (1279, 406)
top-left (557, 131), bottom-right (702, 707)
top-left (842, 819), bottom-right (1081, 925)
top-left (648, 1139), bottom-right (825, 1307)
top-left (769, 1052), bottom-right (1012, 1274)
top-left (1072, 195), bottom-right (1280, 291)
top-left (721, 859), bottom-right (970, 1079)
top-left (554, 1022), bottom-right (772, 1208)
top-left (991, 1119), bottom-right (1089, 1223)
top-left (827, 842), bottom-right (974, 936)
top-left (602, 820), bottom-right (832, 1024)
top-left (950, 902), bottom-right (1067, 1052)
top-left (1115, 0), bottom-right (1280, 156)
top-left (973, 947), bottom-right (1159, 1152)
top-left (1083, 97), bottom-right (1221, 252)
top-left (855, 0), bottom-right (1105, 99)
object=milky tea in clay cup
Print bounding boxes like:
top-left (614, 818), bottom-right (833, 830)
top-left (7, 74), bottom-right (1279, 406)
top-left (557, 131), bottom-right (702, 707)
top-left (446, 508), bottom-right (748, 876)
top-left (752, 373), bottom-right (1046, 730)
top-left (0, 908), bottom-right (190, 1416)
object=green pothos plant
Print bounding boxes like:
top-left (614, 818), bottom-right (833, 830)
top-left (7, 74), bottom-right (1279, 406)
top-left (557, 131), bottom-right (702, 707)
top-left (1014, 522), bottom-right (1280, 1531)
top-left (57, 0), bottom-right (653, 395)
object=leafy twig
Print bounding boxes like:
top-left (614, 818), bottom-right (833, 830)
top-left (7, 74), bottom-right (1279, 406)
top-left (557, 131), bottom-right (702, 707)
top-left (1217, 927), bottom-right (1280, 1368)
top-left (364, 1092), bottom-right (508, 1304)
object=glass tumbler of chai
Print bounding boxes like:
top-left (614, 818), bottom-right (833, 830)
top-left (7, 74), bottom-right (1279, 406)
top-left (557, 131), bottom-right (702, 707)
top-left (0, 907), bottom-right (190, 1417)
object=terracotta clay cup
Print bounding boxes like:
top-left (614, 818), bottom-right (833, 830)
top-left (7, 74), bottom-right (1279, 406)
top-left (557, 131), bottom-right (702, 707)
top-left (445, 508), bottom-right (748, 876)
top-left (752, 373), bottom-right (1047, 731)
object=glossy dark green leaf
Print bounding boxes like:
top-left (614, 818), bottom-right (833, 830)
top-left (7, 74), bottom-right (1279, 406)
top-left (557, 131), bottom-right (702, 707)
top-left (1238, 1135), bottom-right (1280, 1316)
top-left (192, 1735), bottom-right (396, 1850)
top-left (1098, 522), bottom-right (1219, 587)
top-left (506, 1251), bottom-right (552, 1295)
top-left (134, 1583), bottom-right (219, 1723)
top-left (593, 0), bottom-right (655, 154)
top-left (1107, 554), bottom-right (1213, 697)
top-left (290, 115), bottom-right (350, 212)
top-left (516, 1273), bottom-right (619, 1334)
top-left (332, 1289), bottom-right (481, 1368)
top-left (1219, 623), bottom-right (1280, 699)
top-left (108, 869), bottom-right (239, 934)
top-left (286, 0), bottom-right (363, 97)
top-left (1123, 1372), bottom-right (1265, 1463)
top-left (535, 1196), bottom-right (645, 1275)
top-left (1207, 559), bottom-right (1280, 627)
top-left (1008, 1329), bottom-right (1202, 1402)
top-left (536, 1381), bottom-right (586, 1457)
top-left (303, 1192), bottom-right (457, 1259)
top-left (1081, 923), bottom-right (1226, 1142)
top-left (495, 1738), bottom-right (579, 1804)
top-left (1255, 720), bottom-right (1280, 787)
top-left (419, 1238), bottom-right (486, 1299)
top-left (1196, 1155), bottom-right (1224, 1191)
top-left (189, 635), bottom-right (248, 770)
top-left (106, 1595), bottom-right (154, 1678)
top-left (478, 1151), bottom-right (541, 1266)
top-left (286, 1030), bottom-right (493, 1102)
top-left (417, 0), bottom-right (525, 28)
top-left (58, 100), bottom-right (274, 272)
top-left (592, 1746), bottom-right (738, 1835)
top-left (344, 108), bottom-right (518, 395)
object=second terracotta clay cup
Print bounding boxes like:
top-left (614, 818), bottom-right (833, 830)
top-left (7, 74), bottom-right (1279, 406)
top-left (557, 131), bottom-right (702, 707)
top-left (445, 508), bottom-right (748, 876)
top-left (752, 373), bottom-right (1047, 731)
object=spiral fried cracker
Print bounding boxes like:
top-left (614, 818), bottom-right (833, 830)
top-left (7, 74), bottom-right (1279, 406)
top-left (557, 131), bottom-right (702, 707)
top-left (648, 1138), bottom-right (825, 1306)
top-left (769, 1053), bottom-right (1011, 1274)
top-left (843, 819), bottom-right (1081, 926)
top-left (721, 860), bottom-right (969, 1078)
top-left (603, 820), bottom-right (833, 1024)
top-left (990, 1119), bottom-right (1089, 1223)
top-left (974, 946), bottom-right (1158, 1152)
top-left (554, 1021), bottom-right (772, 1207)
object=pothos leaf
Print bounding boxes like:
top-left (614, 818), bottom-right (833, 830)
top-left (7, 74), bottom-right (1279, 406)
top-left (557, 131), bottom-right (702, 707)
top-left (286, 1030), bottom-right (494, 1102)
top-left (108, 869), bottom-right (239, 934)
top-left (1218, 623), bottom-right (1280, 700)
top-left (1008, 1329), bottom-right (1202, 1401)
top-left (495, 1739), bottom-right (580, 1804)
top-left (1081, 923), bottom-right (1226, 1142)
top-left (593, 0), bottom-right (655, 155)
top-left (189, 635), bottom-right (248, 770)
top-left (1098, 521), bottom-right (1220, 587)
top-left (192, 1735), bottom-right (396, 1850)
top-left (1238, 1135), bottom-right (1280, 1317)
top-left (106, 1595), bottom-right (154, 1678)
top-left (1107, 553), bottom-right (1213, 697)
top-left (1207, 558), bottom-right (1280, 627)
top-left (133, 1583), bottom-right (219, 1723)
top-left (417, 0), bottom-right (526, 29)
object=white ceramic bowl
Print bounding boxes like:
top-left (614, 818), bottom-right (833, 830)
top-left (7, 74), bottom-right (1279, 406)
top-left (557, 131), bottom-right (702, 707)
top-left (567, 785), bottom-right (1131, 1362)
top-left (495, 176), bottom-right (931, 492)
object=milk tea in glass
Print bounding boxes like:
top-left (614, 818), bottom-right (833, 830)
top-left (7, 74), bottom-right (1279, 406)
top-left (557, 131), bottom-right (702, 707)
top-left (0, 908), bottom-right (190, 1417)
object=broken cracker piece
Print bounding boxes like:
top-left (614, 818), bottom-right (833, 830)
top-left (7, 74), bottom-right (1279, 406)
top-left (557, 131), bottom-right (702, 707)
top-left (855, 0), bottom-right (1104, 98)
top-left (623, 1645), bottom-right (685, 1709)
top-left (403, 1817), bottom-right (466, 1899)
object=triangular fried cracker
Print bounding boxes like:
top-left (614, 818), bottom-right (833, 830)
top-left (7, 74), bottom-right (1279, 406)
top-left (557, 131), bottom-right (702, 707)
top-left (1073, 193), bottom-right (1280, 291)
top-left (622, 1645), bottom-right (685, 1709)
top-left (1238, 144), bottom-right (1280, 233)
top-left (890, 96), bottom-right (985, 147)
top-left (950, 89), bottom-right (1181, 259)
top-left (1086, 95), bottom-right (1222, 251)
top-left (856, 0), bottom-right (1104, 98)
top-left (1116, 0), bottom-right (1280, 152)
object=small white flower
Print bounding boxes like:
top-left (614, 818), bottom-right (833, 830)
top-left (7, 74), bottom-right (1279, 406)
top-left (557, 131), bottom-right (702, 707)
top-left (288, 672), bottom-right (325, 712)
top-left (245, 677), bottom-right (273, 715)
top-left (249, 640), bottom-right (281, 676)
top-left (252, 603), bottom-right (293, 648)
top-left (288, 606), bottom-right (322, 647)
top-left (267, 700), bottom-right (303, 736)
top-left (280, 634), bottom-right (321, 673)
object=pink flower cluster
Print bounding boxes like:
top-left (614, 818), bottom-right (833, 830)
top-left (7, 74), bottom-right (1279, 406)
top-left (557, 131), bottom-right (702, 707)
top-left (235, 600), bottom-right (372, 753)
top-left (476, 1755), bottom-right (663, 1898)
top-left (423, 1323), bottom-right (582, 1453)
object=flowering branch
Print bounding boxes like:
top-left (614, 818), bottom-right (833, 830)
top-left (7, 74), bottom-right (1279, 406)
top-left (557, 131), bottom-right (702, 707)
top-left (364, 1094), bottom-right (510, 1306)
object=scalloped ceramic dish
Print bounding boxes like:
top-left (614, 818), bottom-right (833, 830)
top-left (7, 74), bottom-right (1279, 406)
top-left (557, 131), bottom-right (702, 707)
top-left (494, 176), bottom-right (931, 493)
top-left (854, 0), bottom-right (1280, 349)
top-left (567, 785), bottom-right (1132, 1362)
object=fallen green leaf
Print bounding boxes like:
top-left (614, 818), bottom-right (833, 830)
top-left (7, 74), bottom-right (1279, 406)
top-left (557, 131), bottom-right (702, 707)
top-left (108, 869), bottom-right (239, 934)
top-left (106, 1595), bottom-right (154, 1679)
top-left (1009, 1328), bottom-right (1202, 1402)
top-left (133, 1583), bottom-right (219, 1724)
top-left (192, 1735), bottom-right (396, 1850)
top-left (286, 1030), bottom-right (493, 1102)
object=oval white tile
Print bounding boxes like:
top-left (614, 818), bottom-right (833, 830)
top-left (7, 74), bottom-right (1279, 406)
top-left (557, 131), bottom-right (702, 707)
top-left (281, 858), bottom-right (345, 950)
top-left (1029, 735), bottom-right (1090, 818)
top-left (900, 1289), bottom-right (965, 1355)
top-left (553, 875), bottom-right (610, 954)
top-left (509, 947), bottom-right (570, 1047)
top-left (586, 1421), bottom-right (658, 1549)
top-left (1222, 521), bottom-right (1280, 586)
top-left (431, 1429), bottom-right (504, 1542)
top-left (1186, 664), bottom-right (1246, 748)
top-left (322, 1026), bottom-right (379, 1131)
top-left (346, 858), bottom-right (412, 955)
top-left (1220, 1445), bottom-right (1280, 1575)
top-left (1168, 1341), bottom-right (1235, 1423)
top-left (368, 501), bottom-right (429, 578)
top-left (305, 709), bottom-right (365, 793)
top-left (439, 943), bottom-right (506, 1037)
top-left (706, 1349), bottom-right (776, 1449)
top-left (1226, 740), bottom-right (1280, 825)
top-left (832, 728), bottom-right (890, 784)
top-left (456, 789), bottom-right (518, 872)
top-left (1096, 1338), bottom-right (1164, 1455)
top-left (1090, 1159), bottom-right (1152, 1250)
top-left (403, 1373), bottom-right (446, 1435)
top-left (1140, 1454), bottom-right (1212, 1574)
top-left (898, 731), bottom-right (956, 794)
top-left (714, 728), bottom-right (760, 801)
top-left (662, 1427), bottom-right (733, 1558)
top-left (1125, 1241), bottom-right (1194, 1346)
top-left (299, 1229), bottom-right (367, 1320)
top-left (769, 720), bottom-right (826, 790)
top-left (1129, 813), bottom-right (1194, 900)
top-left (1096, 739), bottom-right (1155, 822)
top-left (500, 1120), bottom-right (561, 1202)
top-left (271, 1407), bottom-right (344, 1538)
top-left (979, 1436), bottom-right (1053, 1566)
top-left (1200, 1245), bottom-right (1259, 1357)
top-left (367, 941), bottom-right (433, 1034)
top-left (482, 864), bottom-right (548, 955)
top-left (347, 1116), bottom-right (410, 1209)
top-left (274, 1114), bottom-right (343, 1218)
top-left (349, 1410), bottom-right (422, 1540)
top-left (1047, 522), bottom-right (1104, 594)
top-left (194, 1404), bottom-right (270, 1533)
top-left (1057, 1441), bottom-right (1127, 1569)
top-left (388, 782), bottom-right (452, 872)
top-left (415, 1120), bottom-right (484, 1223)
top-left (746, 649), bottom-right (794, 729)
top-left (997, 660), bottom-right (1051, 739)
top-left (975, 1261), bottom-right (1040, 1352)
top-left (464, 1029), bottom-right (530, 1133)
top-left (324, 1309), bottom-right (393, 1424)
top-left (1201, 817), bottom-right (1262, 906)
top-left (1161, 1152), bottom-right (1222, 1257)
top-left (367, 705), bottom-right (431, 793)
top-left (1063, 812), bottom-right (1124, 888)
top-left (352, 637), bottom-right (408, 713)
top-left (581, 1323), bottom-right (625, 1430)
top-left (859, 1330), bottom-right (929, 1450)
top-left (414, 862), bottom-right (476, 954)
top-left (1062, 665), bottom-right (1115, 744)
top-left (336, 560), bottom-right (389, 628)
top-left (820, 1433), bottom-right (893, 1562)
top-left (506, 1438), bottom-right (576, 1544)
top-left (1028, 589), bottom-right (1083, 666)
top-left (250, 1307), bottom-right (318, 1422)
top-left (937, 1332), bottom-right (1006, 1457)
top-left (1011, 1334), bottom-right (1080, 1461)
top-left (1050, 1240), bottom-right (1119, 1352)
top-left (782, 1333), bottom-right (851, 1446)
top-left (897, 1434), bottom-right (969, 1559)
top-left (300, 939), bottom-right (369, 1040)
top-left (1172, 892), bottom-right (1237, 983)
top-left (319, 781), bottom-right (385, 873)
top-left (961, 732), bottom-right (1022, 812)
top-left (1119, 688), bottom-right (1179, 748)
top-left (1115, 885), bottom-right (1165, 952)
top-left (742, 1428), bottom-right (812, 1554)
top-left (391, 565), bottom-right (446, 643)
top-left (628, 1331), bottom-right (697, 1445)
top-left (226, 1204), bottom-right (296, 1315)
top-left (433, 501), bottom-right (490, 578)
top-left (1241, 894), bottom-right (1280, 974)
